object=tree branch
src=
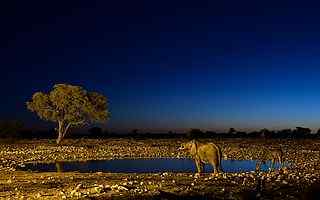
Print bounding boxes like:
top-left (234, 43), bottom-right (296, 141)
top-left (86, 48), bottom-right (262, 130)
top-left (41, 107), bottom-right (57, 113)
top-left (62, 123), bottom-right (71, 138)
top-left (70, 120), bottom-right (86, 126)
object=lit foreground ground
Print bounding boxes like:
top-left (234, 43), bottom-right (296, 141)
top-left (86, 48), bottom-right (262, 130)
top-left (0, 138), bottom-right (319, 199)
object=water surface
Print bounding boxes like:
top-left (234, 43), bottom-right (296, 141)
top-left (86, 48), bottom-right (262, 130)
top-left (17, 158), bottom-right (285, 173)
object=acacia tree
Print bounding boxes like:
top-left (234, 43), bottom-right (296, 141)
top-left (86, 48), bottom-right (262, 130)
top-left (26, 84), bottom-right (110, 144)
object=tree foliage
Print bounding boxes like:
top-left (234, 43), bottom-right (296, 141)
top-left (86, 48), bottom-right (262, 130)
top-left (26, 84), bottom-right (110, 144)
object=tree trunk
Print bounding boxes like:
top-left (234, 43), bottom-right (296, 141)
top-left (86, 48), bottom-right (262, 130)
top-left (56, 121), bottom-right (71, 145)
top-left (56, 121), bottom-right (64, 145)
top-left (56, 132), bottom-right (63, 144)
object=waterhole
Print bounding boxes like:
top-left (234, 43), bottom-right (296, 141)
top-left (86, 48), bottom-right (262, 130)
top-left (17, 158), bottom-right (286, 173)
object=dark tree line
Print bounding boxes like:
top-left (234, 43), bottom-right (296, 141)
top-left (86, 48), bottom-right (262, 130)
top-left (186, 127), bottom-right (317, 139)
top-left (1, 121), bottom-right (320, 140)
top-left (0, 120), bottom-right (24, 138)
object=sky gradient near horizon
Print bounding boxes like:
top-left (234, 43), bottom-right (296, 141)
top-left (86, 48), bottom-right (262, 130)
top-left (1, 0), bottom-right (320, 132)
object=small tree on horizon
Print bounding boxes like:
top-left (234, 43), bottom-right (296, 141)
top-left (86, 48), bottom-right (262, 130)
top-left (228, 128), bottom-right (236, 134)
top-left (26, 84), bottom-right (110, 144)
top-left (187, 128), bottom-right (204, 138)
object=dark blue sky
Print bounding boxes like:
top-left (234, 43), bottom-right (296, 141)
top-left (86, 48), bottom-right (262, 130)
top-left (1, 0), bottom-right (320, 132)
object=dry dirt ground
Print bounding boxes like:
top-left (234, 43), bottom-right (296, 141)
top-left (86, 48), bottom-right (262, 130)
top-left (0, 138), bottom-right (319, 199)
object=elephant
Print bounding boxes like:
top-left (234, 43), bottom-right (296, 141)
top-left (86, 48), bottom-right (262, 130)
top-left (179, 140), bottom-right (223, 174)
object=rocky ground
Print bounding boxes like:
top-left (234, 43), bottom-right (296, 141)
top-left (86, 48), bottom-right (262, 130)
top-left (0, 138), bottom-right (319, 199)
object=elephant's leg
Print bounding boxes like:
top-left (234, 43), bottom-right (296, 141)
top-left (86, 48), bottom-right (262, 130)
top-left (209, 159), bottom-right (218, 174)
top-left (278, 155), bottom-right (283, 168)
top-left (270, 158), bottom-right (275, 171)
top-left (199, 162), bottom-right (204, 173)
top-left (195, 159), bottom-right (202, 174)
top-left (213, 164), bottom-right (218, 174)
top-left (218, 158), bottom-right (223, 173)
top-left (256, 160), bottom-right (262, 172)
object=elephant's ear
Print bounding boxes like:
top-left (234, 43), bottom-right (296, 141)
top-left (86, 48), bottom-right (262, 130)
top-left (190, 140), bottom-right (197, 156)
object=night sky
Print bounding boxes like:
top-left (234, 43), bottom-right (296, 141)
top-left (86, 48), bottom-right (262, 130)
top-left (1, 0), bottom-right (320, 132)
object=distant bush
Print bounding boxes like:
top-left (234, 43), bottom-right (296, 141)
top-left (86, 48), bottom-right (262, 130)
top-left (187, 128), bottom-right (204, 138)
top-left (0, 120), bottom-right (24, 138)
top-left (88, 127), bottom-right (103, 137)
top-left (48, 139), bottom-right (56, 144)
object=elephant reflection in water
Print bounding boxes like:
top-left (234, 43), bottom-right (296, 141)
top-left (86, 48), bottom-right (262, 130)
top-left (55, 161), bottom-right (89, 172)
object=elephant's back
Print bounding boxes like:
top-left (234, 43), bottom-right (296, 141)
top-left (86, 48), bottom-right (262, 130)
top-left (197, 143), bottom-right (219, 159)
top-left (208, 143), bottom-right (221, 152)
top-left (198, 143), bottom-right (216, 151)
